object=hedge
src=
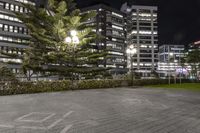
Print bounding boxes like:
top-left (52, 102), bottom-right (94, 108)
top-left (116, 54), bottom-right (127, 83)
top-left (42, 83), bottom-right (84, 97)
top-left (0, 79), bottom-right (197, 96)
top-left (0, 80), bottom-right (72, 95)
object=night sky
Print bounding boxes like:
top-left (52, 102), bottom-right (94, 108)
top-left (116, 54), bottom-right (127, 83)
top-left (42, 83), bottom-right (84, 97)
top-left (75, 0), bottom-right (200, 45)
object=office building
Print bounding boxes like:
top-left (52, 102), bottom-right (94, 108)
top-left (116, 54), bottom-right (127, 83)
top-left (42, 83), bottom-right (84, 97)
top-left (188, 40), bottom-right (200, 52)
top-left (158, 44), bottom-right (189, 78)
top-left (121, 2), bottom-right (158, 77)
top-left (82, 4), bottom-right (127, 74)
top-left (159, 44), bottom-right (185, 62)
top-left (0, 0), bottom-right (34, 73)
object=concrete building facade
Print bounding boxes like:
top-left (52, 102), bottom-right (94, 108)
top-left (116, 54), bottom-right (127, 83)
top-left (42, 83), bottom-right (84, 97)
top-left (0, 0), bottom-right (34, 73)
top-left (82, 4), bottom-right (127, 74)
top-left (121, 2), bottom-right (158, 77)
top-left (158, 44), bottom-right (188, 78)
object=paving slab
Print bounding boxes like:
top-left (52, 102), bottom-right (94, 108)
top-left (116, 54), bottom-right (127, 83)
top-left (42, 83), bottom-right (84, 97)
top-left (0, 87), bottom-right (200, 133)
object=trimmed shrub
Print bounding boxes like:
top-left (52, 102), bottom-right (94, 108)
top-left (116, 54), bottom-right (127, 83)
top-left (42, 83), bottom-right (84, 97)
top-left (0, 79), bottom-right (196, 96)
top-left (76, 80), bottom-right (124, 90)
top-left (0, 80), bottom-right (72, 95)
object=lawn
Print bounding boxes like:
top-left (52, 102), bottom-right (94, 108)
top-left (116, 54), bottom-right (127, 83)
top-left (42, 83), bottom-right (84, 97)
top-left (148, 83), bottom-right (200, 91)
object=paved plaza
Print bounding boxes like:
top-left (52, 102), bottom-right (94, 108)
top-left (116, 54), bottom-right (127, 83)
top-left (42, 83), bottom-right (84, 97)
top-left (0, 87), bottom-right (200, 133)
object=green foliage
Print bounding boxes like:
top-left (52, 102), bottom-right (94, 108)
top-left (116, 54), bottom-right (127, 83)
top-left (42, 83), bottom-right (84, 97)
top-left (186, 49), bottom-right (200, 64)
top-left (11, 0), bottom-right (107, 80)
top-left (0, 80), bottom-right (72, 95)
top-left (0, 65), bottom-right (17, 82)
top-left (186, 49), bottom-right (200, 79)
top-left (76, 80), bottom-right (124, 89)
top-left (0, 79), bottom-right (195, 96)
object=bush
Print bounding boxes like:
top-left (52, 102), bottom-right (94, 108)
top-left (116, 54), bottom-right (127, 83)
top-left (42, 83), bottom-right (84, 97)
top-left (0, 66), bottom-right (17, 82)
top-left (0, 79), bottom-right (196, 96)
top-left (76, 80), bottom-right (124, 90)
top-left (0, 80), bottom-right (72, 95)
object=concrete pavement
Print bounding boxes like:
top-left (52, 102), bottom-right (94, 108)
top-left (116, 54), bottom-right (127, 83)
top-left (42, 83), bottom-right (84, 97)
top-left (0, 87), bottom-right (200, 133)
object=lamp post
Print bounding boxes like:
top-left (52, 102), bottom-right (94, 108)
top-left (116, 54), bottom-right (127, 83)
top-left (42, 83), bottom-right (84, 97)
top-left (64, 30), bottom-right (79, 80)
top-left (168, 52), bottom-right (174, 85)
top-left (126, 45), bottom-right (137, 86)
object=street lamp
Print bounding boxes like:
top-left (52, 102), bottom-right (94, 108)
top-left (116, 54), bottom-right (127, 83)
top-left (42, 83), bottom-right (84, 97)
top-left (64, 30), bottom-right (79, 45)
top-left (64, 30), bottom-right (80, 81)
top-left (126, 45), bottom-right (137, 86)
top-left (168, 52), bottom-right (174, 84)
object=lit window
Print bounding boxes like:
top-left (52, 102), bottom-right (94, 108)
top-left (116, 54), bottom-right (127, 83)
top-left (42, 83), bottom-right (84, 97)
top-left (131, 30), bottom-right (137, 34)
top-left (10, 4), bottom-right (14, 11)
top-left (139, 18), bottom-right (151, 21)
top-left (0, 14), bottom-right (3, 19)
top-left (111, 12), bottom-right (123, 18)
top-left (9, 16), bottom-right (13, 21)
top-left (4, 25), bottom-right (8, 31)
top-left (153, 14), bottom-right (157, 17)
top-left (139, 31), bottom-right (152, 35)
top-left (5, 15), bottom-right (8, 20)
top-left (112, 25), bottom-right (123, 30)
top-left (139, 13), bottom-right (151, 17)
top-left (112, 38), bottom-right (117, 41)
top-left (8, 37), bottom-right (12, 42)
top-left (5, 3), bottom-right (9, 9)
top-left (20, 7), bottom-right (23, 13)
top-left (9, 26), bottom-right (13, 32)
top-left (15, 5), bottom-right (19, 12)
top-left (14, 27), bottom-right (18, 33)
top-left (0, 2), bottom-right (4, 6)
top-left (132, 13), bottom-right (137, 16)
top-left (141, 45), bottom-right (147, 48)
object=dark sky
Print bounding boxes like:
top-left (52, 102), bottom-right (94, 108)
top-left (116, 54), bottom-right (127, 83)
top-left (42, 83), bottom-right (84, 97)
top-left (75, 0), bottom-right (200, 45)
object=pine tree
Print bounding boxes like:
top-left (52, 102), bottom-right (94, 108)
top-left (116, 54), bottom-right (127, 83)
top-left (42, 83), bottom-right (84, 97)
top-left (11, 0), bottom-right (108, 80)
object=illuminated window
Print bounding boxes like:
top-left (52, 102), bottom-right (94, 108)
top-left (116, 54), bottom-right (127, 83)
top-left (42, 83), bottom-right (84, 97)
top-left (112, 25), bottom-right (123, 30)
top-left (14, 26), bottom-right (18, 33)
top-left (5, 3), bottom-right (9, 9)
top-left (131, 30), bottom-right (137, 34)
top-left (139, 31), bottom-right (152, 35)
top-left (9, 26), bottom-right (13, 32)
top-left (5, 15), bottom-right (8, 20)
top-left (139, 13), bottom-right (151, 17)
top-left (10, 4), bottom-right (14, 11)
top-left (111, 12), bottom-right (123, 18)
top-left (112, 38), bottom-right (117, 41)
top-left (153, 14), bottom-right (157, 17)
top-left (15, 5), bottom-right (19, 12)
top-left (0, 13), bottom-right (21, 22)
top-left (4, 25), bottom-right (8, 31)
top-left (0, 2), bottom-right (4, 6)
top-left (20, 7), bottom-right (23, 13)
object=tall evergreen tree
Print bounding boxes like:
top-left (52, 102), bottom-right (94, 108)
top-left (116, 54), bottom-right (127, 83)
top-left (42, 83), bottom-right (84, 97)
top-left (5, 0), bottom-right (108, 80)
